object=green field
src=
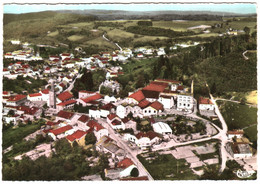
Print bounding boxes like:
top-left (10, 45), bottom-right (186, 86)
top-left (152, 20), bottom-right (219, 32)
top-left (68, 35), bottom-right (85, 41)
top-left (138, 153), bottom-right (197, 180)
top-left (217, 101), bottom-right (257, 142)
top-left (3, 123), bottom-right (43, 149)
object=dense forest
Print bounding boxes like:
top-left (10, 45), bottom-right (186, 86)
top-left (3, 139), bottom-right (109, 181)
top-left (116, 31), bottom-right (257, 99)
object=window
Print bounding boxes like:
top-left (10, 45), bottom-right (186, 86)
top-left (145, 110), bottom-right (147, 113)
top-left (154, 110), bottom-right (156, 113)
top-left (149, 110), bottom-right (151, 113)
top-left (184, 103), bottom-right (186, 106)
top-left (179, 103), bottom-right (181, 106)
top-left (187, 104), bottom-right (190, 107)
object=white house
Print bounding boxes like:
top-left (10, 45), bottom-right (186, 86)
top-left (199, 97), bottom-right (214, 111)
top-left (6, 95), bottom-right (27, 106)
top-left (111, 119), bottom-right (125, 130)
top-left (78, 90), bottom-right (96, 99)
top-left (142, 101), bottom-right (164, 117)
top-left (11, 40), bottom-right (21, 45)
top-left (227, 130), bottom-right (244, 140)
top-left (87, 120), bottom-right (108, 140)
top-left (125, 131), bottom-right (161, 150)
top-left (89, 108), bottom-right (101, 119)
top-left (177, 94), bottom-right (194, 112)
top-left (48, 125), bottom-right (74, 140)
top-left (116, 104), bottom-right (127, 119)
top-left (28, 93), bottom-right (42, 101)
top-left (158, 95), bottom-right (174, 109)
top-left (152, 122), bottom-right (172, 135)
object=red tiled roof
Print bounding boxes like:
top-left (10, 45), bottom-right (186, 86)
top-left (149, 101), bottom-right (164, 111)
top-left (107, 113), bottom-right (117, 120)
top-left (81, 93), bottom-right (103, 103)
top-left (29, 93), bottom-right (42, 97)
top-left (57, 99), bottom-right (76, 106)
top-left (3, 68), bottom-right (9, 71)
top-left (199, 97), bottom-right (213, 105)
top-left (79, 90), bottom-right (95, 94)
top-left (143, 83), bottom-right (167, 92)
top-left (150, 81), bottom-right (169, 87)
top-left (43, 129), bottom-right (52, 134)
top-left (177, 85), bottom-right (184, 91)
top-left (138, 99), bottom-right (151, 108)
top-left (49, 125), bottom-right (73, 136)
top-left (111, 119), bottom-right (122, 126)
top-left (7, 94), bottom-right (27, 102)
top-left (122, 117), bottom-right (130, 123)
top-left (117, 158), bottom-right (134, 169)
top-left (59, 83), bottom-right (66, 88)
top-left (41, 89), bottom-right (49, 94)
top-left (87, 120), bottom-right (104, 131)
top-left (155, 79), bottom-right (182, 84)
top-left (61, 53), bottom-right (71, 56)
top-left (57, 110), bottom-right (74, 119)
top-left (46, 121), bottom-right (60, 126)
top-left (17, 106), bottom-right (39, 115)
top-left (3, 91), bottom-right (9, 95)
top-left (100, 103), bottom-right (115, 110)
top-left (227, 130), bottom-right (244, 135)
top-left (78, 115), bottom-right (89, 123)
top-left (128, 90), bottom-right (145, 102)
top-left (136, 131), bottom-right (159, 140)
top-left (57, 91), bottom-right (73, 102)
top-left (120, 176), bottom-right (149, 181)
top-left (66, 130), bottom-right (86, 142)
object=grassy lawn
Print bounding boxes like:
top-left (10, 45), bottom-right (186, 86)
top-left (86, 37), bottom-right (118, 50)
top-left (68, 35), bottom-right (85, 41)
top-left (152, 20), bottom-right (219, 31)
top-left (2, 123), bottom-right (43, 149)
top-left (243, 124), bottom-right (257, 144)
top-left (246, 90), bottom-right (257, 105)
top-left (217, 101), bottom-right (257, 142)
top-left (138, 153), bottom-right (198, 180)
top-left (47, 30), bottom-right (59, 37)
top-left (107, 28), bottom-right (135, 41)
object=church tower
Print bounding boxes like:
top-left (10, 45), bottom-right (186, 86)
top-left (49, 80), bottom-right (56, 109)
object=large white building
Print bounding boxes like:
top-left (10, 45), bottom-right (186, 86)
top-left (177, 94), bottom-right (194, 112)
top-left (152, 122), bottom-right (172, 135)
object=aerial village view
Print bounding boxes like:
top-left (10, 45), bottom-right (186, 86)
top-left (1, 2), bottom-right (258, 181)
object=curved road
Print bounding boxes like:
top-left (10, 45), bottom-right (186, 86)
top-left (207, 84), bottom-right (229, 173)
top-left (102, 34), bottom-right (122, 51)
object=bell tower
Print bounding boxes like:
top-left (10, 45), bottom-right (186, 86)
top-left (49, 79), bottom-right (56, 109)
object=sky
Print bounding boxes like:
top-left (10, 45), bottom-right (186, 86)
top-left (3, 3), bottom-right (257, 14)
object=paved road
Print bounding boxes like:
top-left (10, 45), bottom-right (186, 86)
top-left (65, 73), bottom-right (83, 92)
top-left (97, 118), bottom-right (154, 180)
top-left (102, 34), bottom-right (122, 51)
top-left (208, 86), bottom-right (229, 173)
top-left (242, 50), bottom-right (249, 60)
top-left (216, 98), bottom-right (257, 108)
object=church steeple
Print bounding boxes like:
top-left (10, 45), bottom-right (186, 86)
top-left (49, 79), bottom-right (56, 109)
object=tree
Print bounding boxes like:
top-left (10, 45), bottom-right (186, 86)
top-left (130, 167), bottom-right (139, 177)
top-left (85, 132), bottom-right (97, 145)
top-left (244, 26), bottom-right (250, 35)
top-left (8, 110), bottom-right (15, 116)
